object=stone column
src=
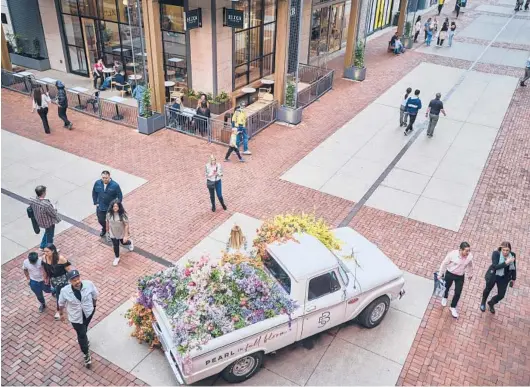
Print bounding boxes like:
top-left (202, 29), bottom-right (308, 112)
top-left (343, 0), bottom-right (360, 69)
top-left (397, 0), bottom-right (408, 36)
top-left (273, 0), bottom-right (289, 104)
top-left (1, 25), bottom-right (12, 71)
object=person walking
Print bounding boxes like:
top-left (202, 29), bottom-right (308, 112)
top-left (448, 21), bottom-right (457, 47)
top-left (454, 0), bottom-right (461, 18)
top-left (92, 171), bottom-right (123, 237)
top-left (42, 243), bottom-right (72, 320)
top-left (206, 155), bottom-right (227, 212)
top-left (232, 104), bottom-right (251, 155)
top-left (106, 199), bottom-right (134, 266)
top-left (225, 127), bottom-right (245, 162)
top-left (438, 0), bottom-right (445, 15)
top-left (520, 55), bottom-right (530, 86)
top-left (23, 252), bottom-right (49, 313)
top-left (426, 27), bottom-right (434, 46)
top-left (437, 18), bottom-right (449, 46)
top-left (438, 242), bottom-right (474, 318)
top-left (514, 0), bottom-right (523, 11)
top-left (31, 88), bottom-right (52, 134)
top-left (424, 18), bottom-right (432, 41)
top-left (55, 81), bottom-right (73, 129)
top-left (414, 16), bottom-right (422, 43)
top-left (480, 242), bottom-right (517, 313)
top-left (425, 93), bottom-right (447, 137)
top-left (400, 87), bottom-right (412, 127)
top-left (404, 89), bottom-right (422, 136)
top-left (58, 269), bottom-right (98, 368)
top-left (525, 0), bottom-right (529, 10)
top-left (29, 185), bottom-right (61, 250)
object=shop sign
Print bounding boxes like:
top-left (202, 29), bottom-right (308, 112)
top-left (185, 8), bottom-right (202, 30)
top-left (223, 8), bottom-right (244, 28)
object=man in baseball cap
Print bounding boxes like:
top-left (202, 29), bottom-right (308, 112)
top-left (58, 269), bottom-right (98, 368)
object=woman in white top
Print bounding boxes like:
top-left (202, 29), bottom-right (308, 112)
top-left (414, 16), bottom-right (422, 43)
top-left (205, 155), bottom-right (226, 212)
top-left (31, 88), bottom-right (52, 134)
top-left (400, 87), bottom-right (412, 127)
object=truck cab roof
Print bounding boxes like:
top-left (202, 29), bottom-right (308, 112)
top-left (267, 233), bottom-right (339, 281)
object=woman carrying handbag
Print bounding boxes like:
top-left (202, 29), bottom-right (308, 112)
top-left (480, 242), bottom-right (517, 313)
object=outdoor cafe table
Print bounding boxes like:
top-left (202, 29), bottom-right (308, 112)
top-left (108, 95), bottom-right (126, 121)
top-left (70, 86), bottom-right (89, 110)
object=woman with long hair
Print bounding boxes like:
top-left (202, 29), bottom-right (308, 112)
top-left (480, 242), bottom-right (517, 313)
top-left (226, 225), bottom-right (248, 254)
top-left (196, 93), bottom-right (209, 109)
top-left (400, 87), bottom-right (412, 127)
top-left (106, 199), bottom-right (134, 266)
top-left (31, 88), bottom-right (52, 134)
top-left (42, 243), bottom-right (71, 320)
top-left (205, 155), bottom-right (226, 212)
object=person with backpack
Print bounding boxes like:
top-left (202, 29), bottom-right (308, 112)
top-left (404, 89), bottom-right (422, 135)
top-left (55, 81), bottom-right (72, 129)
top-left (480, 242), bottom-right (517, 314)
top-left (31, 88), bottom-right (52, 134)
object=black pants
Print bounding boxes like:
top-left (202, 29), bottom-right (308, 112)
top-left (438, 4), bottom-right (443, 14)
top-left (455, 6), bottom-right (460, 17)
top-left (52, 282), bottom-right (65, 310)
top-left (406, 114), bottom-right (417, 132)
top-left (96, 210), bottom-right (107, 233)
top-left (414, 31), bottom-right (420, 42)
top-left (225, 146), bottom-right (242, 160)
top-left (93, 73), bottom-right (103, 89)
top-left (482, 276), bottom-right (509, 305)
top-left (58, 107), bottom-right (71, 127)
top-left (443, 270), bottom-right (465, 308)
top-left (71, 310), bottom-right (95, 355)
top-left (37, 108), bottom-right (51, 134)
top-left (111, 238), bottom-right (131, 258)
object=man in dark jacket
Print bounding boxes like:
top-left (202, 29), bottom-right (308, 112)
top-left (56, 81), bottom-right (73, 129)
top-left (92, 171), bottom-right (123, 237)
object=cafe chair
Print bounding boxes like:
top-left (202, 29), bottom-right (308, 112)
top-left (258, 87), bottom-right (274, 102)
top-left (112, 81), bottom-right (131, 97)
top-left (170, 86), bottom-right (185, 102)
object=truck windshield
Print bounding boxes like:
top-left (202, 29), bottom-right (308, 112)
top-left (263, 252), bottom-right (291, 294)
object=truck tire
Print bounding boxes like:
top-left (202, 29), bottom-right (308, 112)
top-left (358, 296), bottom-right (390, 328)
top-left (221, 352), bottom-right (263, 383)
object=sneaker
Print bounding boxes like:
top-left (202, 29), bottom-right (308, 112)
top-left (450, 307), bottom-right (459, 318)
top-left (222, 203), bottom-right (227, 211)
top-left (68, 124), bottom-right (73, 130)
top-left (54, 311), bottom-right (60, 320)
top-left (212, 206), bottom-right (216, 212)
top-left (39, 304), bottom-right (45, 313)
top-left (128, 240), bottom-right (134, 252)
top-left (521, 82), bottom-right (527, 87)
top-left (99, 230), bottom-right (106, 237)
top-left (441, 298), bottom-right (448, 307)
top-left (84, 353), bottom-right (92, 367)
top-left (242, 150), bottom-right (252, 155)
top-left (224, 158), bottom-right (230, 162)
top-left (239, 159), bottom-right (245, 162)
top-left (480, 304), bottom-right (486, 312)
top-left (113, 258), bottom-right (120, 266)
top-left (404, 131), bottom-right (408, 136)
top-left (488, 301), bottom-right (495, 314)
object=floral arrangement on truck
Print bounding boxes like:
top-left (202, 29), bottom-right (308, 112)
top-left (125, 213), bottom-right (342, 355)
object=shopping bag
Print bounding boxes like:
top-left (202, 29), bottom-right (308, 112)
top-left (433, 272), bottom-right (446, 297)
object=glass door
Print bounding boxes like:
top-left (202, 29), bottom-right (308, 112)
top-left (81, 18), bottom-right (100, 74)
top-left (319, 7), bottom-right (330, 56)
top-left (62, 14), bottom-right (89, 76)
top-left (309, 9), bottom-right (321, 60)
top-left (328, 4), bottom-right (344, 54)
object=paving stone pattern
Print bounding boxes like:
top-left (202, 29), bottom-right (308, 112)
top-left (2, 0), bottom-right (530, 385)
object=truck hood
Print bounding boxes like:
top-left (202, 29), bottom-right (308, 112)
top-left (331, 227), bottom-right (403, 293)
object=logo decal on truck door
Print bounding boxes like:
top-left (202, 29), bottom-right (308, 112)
top-left (318, 312), bottom-right (331, 328)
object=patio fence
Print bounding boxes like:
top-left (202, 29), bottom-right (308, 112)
top-left (1, 69), bottom-right (138, 128)
top-left (296, 64), bottom-right (334, 109)
top-left (165, 101), bottom-right (277, 145)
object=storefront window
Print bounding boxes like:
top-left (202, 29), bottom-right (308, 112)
top-left (309, 2), bottom-right (345, 61)
top-left (233, 0), bottom-right (277, 90)
top-left (160, 4), bottom-right (188, 86)
top-left (79, 0), bottom-right (98, 17)
top-left (61, 0), bottom-right (78, 15)
top-left (99, 0), bottom-right (119, 21)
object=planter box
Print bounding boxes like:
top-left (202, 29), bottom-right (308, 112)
top-left (210, 101), bottom-right (231, 115)
top-left (277, 105), bottom-right (303, 125)
top-left (138, 112), bottom-right (166, 135)
top-left (344, 66), bottom-right (366, 82)
top-left (10, 53), bottom-right (50, 71)
top-left (182, 96), bottom-right (198, 109)
top-left (402, 37), bottom-right (414, 49)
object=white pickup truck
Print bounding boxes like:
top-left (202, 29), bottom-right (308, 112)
top-left (152, 227), bottom-right (406, 385)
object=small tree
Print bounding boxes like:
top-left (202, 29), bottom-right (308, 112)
top-left (285, 80), bottom-right (296, 108)
top-left (354, 40), bottom-right (365, 68)
top-left (404, 21), bottom-right (413, 38)
top-left (140, 87), bottom-right (153, 118)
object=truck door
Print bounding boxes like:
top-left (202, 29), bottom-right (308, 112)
top-left (300, 270), bottom-right (347, 339)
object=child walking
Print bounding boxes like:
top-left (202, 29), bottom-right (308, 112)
top-left (225, 127), bottom-right (245, 162)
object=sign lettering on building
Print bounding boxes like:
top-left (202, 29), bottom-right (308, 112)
top-left (223, 8), bottom-right (244, 29)
top-left (184, 8), bottom-right (202, 30)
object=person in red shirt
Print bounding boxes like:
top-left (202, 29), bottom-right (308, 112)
top-left (92, 58), bottom-right (105, 89)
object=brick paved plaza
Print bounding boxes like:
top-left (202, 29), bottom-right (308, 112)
top-left (2, 0), bottom-right (530, 385)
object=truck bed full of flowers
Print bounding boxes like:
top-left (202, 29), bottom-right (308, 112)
top-left (135, 256), bottom-right (298, 355)
top-left (254, 213), bottom-right (342, 260)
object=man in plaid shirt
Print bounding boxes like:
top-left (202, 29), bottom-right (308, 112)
top-left (29, 185), bottom-right (61, 250)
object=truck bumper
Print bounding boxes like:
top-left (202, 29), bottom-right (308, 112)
top-left (152, 321), bottom-right (185, 385)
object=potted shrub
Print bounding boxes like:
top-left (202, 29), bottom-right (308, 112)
top-left (402, 21), bottom-right (414, 49)
top-left (8, 34), bottom-right (50, 71)
top-left (137, 88), bottom-right (166, 135)
top-left (344, 40), bottom-right (366, 81)
top-left (209, 91), bottom-right (231, 115)
top-left (182, 88), bottom-right (197, 108)
top-left (277, 79), bottom-right (303, 125)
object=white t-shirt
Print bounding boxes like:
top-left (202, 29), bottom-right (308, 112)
top-left (22, 258), bottom-right (44, 282)
top-left (33, 94), bottom-right (52, 110)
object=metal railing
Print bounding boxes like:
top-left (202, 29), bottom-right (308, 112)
top-left (246, 101), bottom-right (278, 138)
top-left (296, 64), bottom-right (335, 109)
top-left (1, 69), bottom-right (138, 128)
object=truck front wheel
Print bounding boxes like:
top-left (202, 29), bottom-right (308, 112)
top-left (358, 296), bottom-right (390, 328)
top-left (221, 352), bottom-right (263, 383)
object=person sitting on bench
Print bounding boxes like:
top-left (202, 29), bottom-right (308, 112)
top-left (394, 37), bottom-right (405, 55)
top-left (389, 31), bottom-right (399, 52)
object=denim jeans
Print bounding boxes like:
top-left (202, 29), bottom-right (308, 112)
top-left (29, 280), bottom-right (46, 306)
top-left (235, 125), bottom-right (249, 152)
top-left (40, 225), bottom-right (55, 249)
top-left (448, 31), bottom-right (455, 46)
top-left (207, 180), bottom-right (225, 209)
